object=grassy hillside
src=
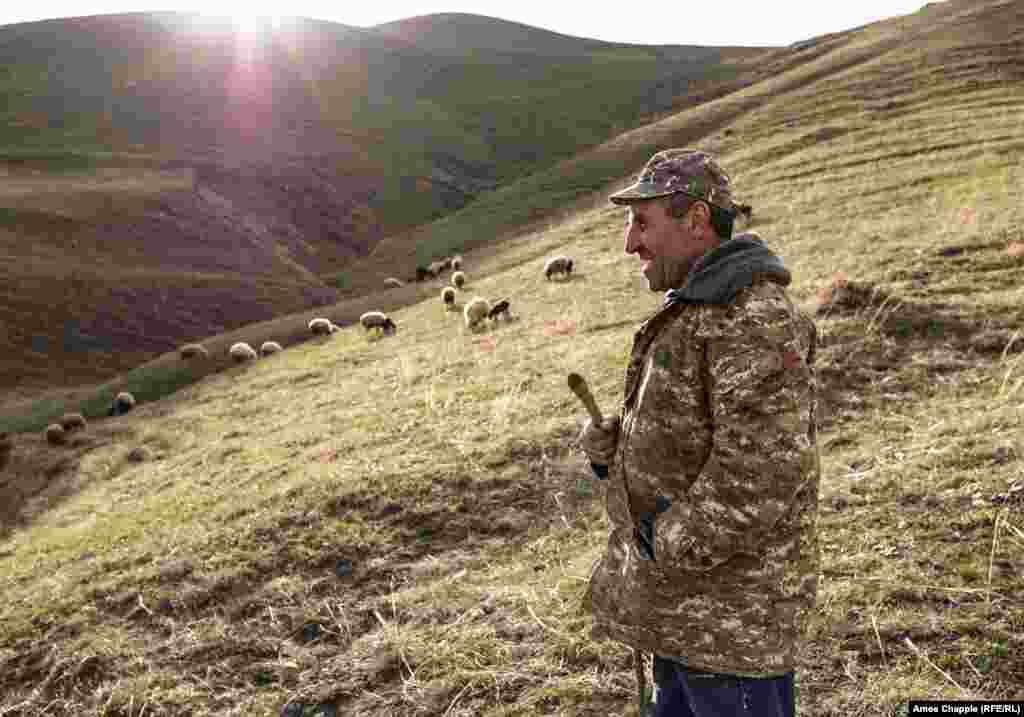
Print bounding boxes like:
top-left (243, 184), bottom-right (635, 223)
top-left (2, 0), bottom-right (1023, 714)
top-left (0, 11), bottom-right (763, 394)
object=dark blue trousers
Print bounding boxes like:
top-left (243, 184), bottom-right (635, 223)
top-left (649, 656), bottom-right (795, 717)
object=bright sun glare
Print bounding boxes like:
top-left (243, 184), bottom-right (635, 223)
top-left (184, 11), bottom-right (285, 39)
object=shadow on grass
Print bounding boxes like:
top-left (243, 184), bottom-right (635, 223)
top-left (815, 295), bottom-right (1021, 431)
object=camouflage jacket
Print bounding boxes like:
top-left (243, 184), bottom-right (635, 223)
top-left (582, 252), bottom-right (820, 677)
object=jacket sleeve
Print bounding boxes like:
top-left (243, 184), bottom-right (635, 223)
top-left (654, 295), bottom-right (816, 571)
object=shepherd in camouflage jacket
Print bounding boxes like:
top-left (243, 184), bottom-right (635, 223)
top-left (579, 149), bottom-right (820, 716)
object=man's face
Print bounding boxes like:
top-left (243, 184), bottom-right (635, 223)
top-left (623, 197), bottom-right (716, 292)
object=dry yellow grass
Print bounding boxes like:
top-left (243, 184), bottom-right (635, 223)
top-left (2, 1), bottom-right (1023, 715)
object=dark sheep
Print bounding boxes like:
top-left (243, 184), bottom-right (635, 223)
top-left (108, 391), bottom-right (136, 417)
top-left (544, 256), bottom-right (574, 280)
top-left (416, 265), bottom-right (436, 282)
top-left (45, 424), bottom-right (66, 445)
top-left (487, 299), bottom-right (511, 321)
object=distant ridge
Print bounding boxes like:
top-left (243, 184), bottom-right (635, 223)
top-left (370, 11), bottom-right (679, 54)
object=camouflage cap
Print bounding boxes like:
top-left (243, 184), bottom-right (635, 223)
top-left (609, 148), bottom-right (735, 213)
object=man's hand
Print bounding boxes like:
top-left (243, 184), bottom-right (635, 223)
top-left (579, 415), bottom-right (621, 466)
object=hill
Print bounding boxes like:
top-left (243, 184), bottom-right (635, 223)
top-left (0, 11), bottom-right (763, 395)
top-left (1, 0), bottom-right (1023, 714)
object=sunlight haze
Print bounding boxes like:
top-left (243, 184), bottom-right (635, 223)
top-left (1, 1), bottom-right (945, 46)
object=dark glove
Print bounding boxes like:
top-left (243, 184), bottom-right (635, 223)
top-left (635, 496), bottom-right (673, 561)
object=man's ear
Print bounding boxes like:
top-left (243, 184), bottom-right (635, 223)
top-left (690, 202), bottom-right (710, 234)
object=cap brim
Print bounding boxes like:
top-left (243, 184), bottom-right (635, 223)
top-left (608, 181), bottom-right (677, 205)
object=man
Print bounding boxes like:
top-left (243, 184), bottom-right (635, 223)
top-left (578, 149), bottom-right (820, 716)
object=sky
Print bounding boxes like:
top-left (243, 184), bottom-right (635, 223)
top-left (0, 1), bottom-right (946, 47)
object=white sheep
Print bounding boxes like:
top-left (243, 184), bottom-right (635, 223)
top-left (229, 342), bottom-right (258, 363)
top-left (441, 286), bottom-right (456, 309)
top-left (309, 318), bottom-right (333, 336)
top-left (260, 341), bottom-right (283, 357)
top-left (359, 311), bottom-right (397, 335)
top-left (463, 297), bottom-right (491, 331)
top-left (109, 391), bottom-right (136, 416)
top-left (451, 255), bottom-right (463, 271)
top-left (383, 277), bottom-right (404, 289)
top-left (59, 412), bottom-right (87, 432)
top-left (451, 271), bottom-right (466, 289)
top-left (544, 255), bottom-right (574, 280)
top-left (179, 343), bottom-right (209, 359)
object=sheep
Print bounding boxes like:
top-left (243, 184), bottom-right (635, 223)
top-left (415, 265), bottom-right (436, 282)
top-left (108, 391), bottom-right (136, 417)
top-left (428, 260), bottom-right (448, 277)
top-left (260, 341), bottom-right (283, 358)
top-left (487, 299), bottom-right (511, 322)
top-left (544, 255), bottom-right (574, 280)
top-left (58, 412), bottom-right (87, 432)
top-left (229, 342), bottom-right (258, 363)
top-left (441, 286), bottom-right (456, 309)
top-left (179, 343), bottom-right (209, 360)
top-left (383, 277), bottom-right (404, 289)
top-left (451, 271), bottom-right (466, 290)
top-left (451, 255), bottom-right (463, 271)
top-left (464, 297), bottom-right (491, 331)
top-left (359, 311), bottom-right (397, 335)
top-left (45, 423), bottom-right (66, 445)
top-left (309, 317), bottom-right (333, 336)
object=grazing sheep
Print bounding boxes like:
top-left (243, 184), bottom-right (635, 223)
top-left (451, 255), bottom-right (463, 271)
top-left (487, 299), bottom-right (511, 321)
top-left (441, 286), bottom-right (456, 309)
top-left (59, 412), bottom-right (87, 432)
top-left (260, 341), bottom-right (283, 358)
top-left (451, 271), bottom-right (466, 290)
top-left (416, 265), bottom-right (436, 282)
top-left (45, 423), bottom-right (66, 445)
top-left (179, 343), bottom-right (209, 360)
top-left (108, 391), bottom-right (136, 417)
top-left (464, 297), bottom-right (491, 331)
top-left (359, 311), bottom-right (397, 335)
top-left (229, 342), bottom-right (257, 363)
top-left (383, 277), bottom-right (404, 289)
top-left (428, 260), bottom-right (448, 277)
top-left (309, 317), bottom-right (333, 336)
top-left (544, 255), bottom-right (574, 280)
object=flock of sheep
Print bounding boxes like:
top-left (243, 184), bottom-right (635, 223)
top-left (29, 251), bottom-right (576, 449)
top-left (41, 390), bottom-right (136, 446)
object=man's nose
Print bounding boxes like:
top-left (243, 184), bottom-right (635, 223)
top-left (624, 224), bottom-right (639, 254)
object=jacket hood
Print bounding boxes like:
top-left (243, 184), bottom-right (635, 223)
top-left (665, 233), bottom-right (791, 306)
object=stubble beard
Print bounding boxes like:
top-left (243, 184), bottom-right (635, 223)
top-left (642, 255), bottom-right (694, 292)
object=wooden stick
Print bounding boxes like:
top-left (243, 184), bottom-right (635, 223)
top-left (567, 372), bottom-right (603, 424)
